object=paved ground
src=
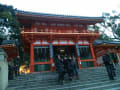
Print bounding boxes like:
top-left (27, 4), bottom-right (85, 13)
top-left (7, 66), bottom-right (120, 90)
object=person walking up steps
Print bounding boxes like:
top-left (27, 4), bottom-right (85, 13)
top-left (103, 50), bottom-right (115, 80)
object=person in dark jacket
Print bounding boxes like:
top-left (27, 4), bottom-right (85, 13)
top-left (63, 56), bottom-right (74, 81)
top-left (72, 56), bottom-right (80, 80)
top-left (111, 53), bottom-right (118, 65)
top-left (103, 51), bottom-right (115, 80)
top-left (54, 55), bottom-right (64, 85)
top-left (8, 65), bottom-right (14, 80)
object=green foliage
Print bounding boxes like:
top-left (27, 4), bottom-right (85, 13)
top-left (101, 11), bottom-right (120, 39)
top-left (0, 4), bottom-right (20, 40)
top-left (92, 11), bottom-right (120, 40)
top-left (0, 4), bottom-right (25, 65)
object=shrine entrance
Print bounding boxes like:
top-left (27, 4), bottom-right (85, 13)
top-left (53, 46), bottom-right (78, 67)
top-left (53, 46), bottom-right (76, 57)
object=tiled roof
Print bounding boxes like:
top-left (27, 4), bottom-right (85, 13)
top-left (0, 40), bottom-right (19, 46)
top-left (16, 10), bottom-right (103, 20)
top-left (93, 40), bottom-right (120, 45)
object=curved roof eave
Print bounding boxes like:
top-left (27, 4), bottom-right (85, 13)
top-left (16, 10), bottom-right (103, 24)
top-left (93, 40), bottom-right (120, 46)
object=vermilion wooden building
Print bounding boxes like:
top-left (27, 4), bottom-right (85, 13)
top-left (93, 40), bottom-right (120, 66)
top-left (0, 40), bottom-right (18, 62)
top-left (16, 10), bottom-right (103, 72)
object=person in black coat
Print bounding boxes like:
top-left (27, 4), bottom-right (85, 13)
top-left (63, 56), bottom-right (74, 81)
top-left (54, 55), bottom-right (64, 85)
top-left (103, 51), bottom-right (115, 80)
top-left (111, 53), bottom-right (118, 65)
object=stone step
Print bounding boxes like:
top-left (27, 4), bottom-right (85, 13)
top-left (8, 72), bottom-right (110, 85)
top-left (81, 81), bottom-right (120, 90)
top-left (48, 78), bottom-right (120, 90)
top-left (14, 66), bottom-right (119, 79)
top-left (106, 87), bottom-right (120, 90)
top-left (12, 67), bottom-right (106, 77)
top-left (8, 75), bottom-right (109, 87)
top-left (12, 66), bottom-right (119, 80)
top-left (8, 70), bottom-right (119, 84)
top-left (14, 77), bottom-right (120, 90)
top-left (8, 76), bottom-right (119, 90)
top-left (10, 69), bottom-right (120, 80)
top-left (8, 70), bottom-right (120, 86)
top-left (7, 66), bottom-right (120, 90)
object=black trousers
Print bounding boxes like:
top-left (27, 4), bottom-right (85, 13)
top-left (58, 71), bottom-right (64, 82)
top-left (105, 64), bottom-right (115, 80)
top-left (8, 71), bottom-right (14, 80)
top-left (111, 64), bottom-right (116, 76)
top-left (64, 69), bottom-right (74, 80)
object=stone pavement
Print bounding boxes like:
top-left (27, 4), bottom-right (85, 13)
top-left (7, 65), bottom-right (120, 90)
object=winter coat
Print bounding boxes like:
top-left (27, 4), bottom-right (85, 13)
top-left (63, 59), bottom-right (74, 72)
top-left (103, 54), bottom-right (112, 66)
top-left (54, 59), bottom-right (64, 73)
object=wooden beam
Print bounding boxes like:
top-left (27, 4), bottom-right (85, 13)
top-left (21, 31), bottom-right (100, 36)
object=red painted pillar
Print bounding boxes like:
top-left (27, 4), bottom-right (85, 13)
top-left (77, 57), bottom-right (82, 69)
top-left (30, 43), bottom-right (34, 72)
top-left (50, 58), bottom-right (54, 71)
top-left (49, 43), bottom-right (54, 71)
top-left (75, 42), bottom-right (82, 69)
top-left (90, 43), bottom-right (96, 67)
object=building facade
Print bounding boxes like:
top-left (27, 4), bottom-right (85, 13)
top-left (16, 10), bottom-right (103, 72)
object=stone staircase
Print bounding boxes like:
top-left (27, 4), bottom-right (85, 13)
top-left (7, 65), bottom-right (120, 90)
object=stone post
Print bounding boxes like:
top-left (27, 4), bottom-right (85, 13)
top-left (0, 48), bottom-right (8, 90)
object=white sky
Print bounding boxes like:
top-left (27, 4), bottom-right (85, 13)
top-left (1, 0), bottom-right (120, 17)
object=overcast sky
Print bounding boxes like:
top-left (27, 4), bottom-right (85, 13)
top-left (1, 0), bottom-right (120, 16)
